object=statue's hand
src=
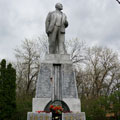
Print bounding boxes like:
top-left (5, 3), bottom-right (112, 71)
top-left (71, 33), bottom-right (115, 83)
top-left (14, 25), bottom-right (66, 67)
top-left (64, 21), bottom-right (68, 28)
top-left (47, 33), bottom-right (50, 36)
top-left (47, 30), bottom-right (52, 36)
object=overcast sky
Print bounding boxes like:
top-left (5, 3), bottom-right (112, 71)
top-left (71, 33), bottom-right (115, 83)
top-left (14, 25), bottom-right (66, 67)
top-left (0, 0), bottom-right (120, 61)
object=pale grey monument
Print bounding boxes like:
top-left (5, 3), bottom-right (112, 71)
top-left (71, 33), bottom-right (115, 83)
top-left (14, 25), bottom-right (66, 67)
top-left (45, 3), bottom-right (68, 54)
top-left (27, 3), bottom-right (86, 120)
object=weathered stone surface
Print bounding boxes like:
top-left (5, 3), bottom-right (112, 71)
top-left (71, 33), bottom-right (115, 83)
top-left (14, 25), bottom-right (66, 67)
top-left (27, 112), bottom-right (52, 120)
top-left (35, 54), bottom-right (78, 99)
top-left (27, 112), bottom-right (85, 120)
top-left (35, 63), bottom-right (52, 98)
top-left (63, 98), bottom-right (81, 113)
top-left (62, 64), bottom-right (78, 98)
top-left (44, 54), bottom-right (72, 64)
top-left (32, 98), bottom-right (51, 112)
top-left (62, 113), bottom-right (86, 120)
top-left (34, 54), bottom-right (79, 113)
top-left (33, 98), bottom-right (81, 113)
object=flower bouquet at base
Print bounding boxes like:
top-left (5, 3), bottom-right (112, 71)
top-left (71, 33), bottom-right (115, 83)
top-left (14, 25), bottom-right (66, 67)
top-left (49, 105), bottom-right (63, 114)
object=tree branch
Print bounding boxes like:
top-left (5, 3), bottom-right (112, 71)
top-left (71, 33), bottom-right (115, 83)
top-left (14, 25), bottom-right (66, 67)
top-left (116, 0), bottom-right (120, 4)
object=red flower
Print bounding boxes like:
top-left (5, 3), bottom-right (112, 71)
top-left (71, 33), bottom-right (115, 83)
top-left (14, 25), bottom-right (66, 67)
top-left (50, 105), bottom-right (54, 108)
top-left (49, 105), bottom-right (63, 114)
top-left (36, 111), bottom-right (46, 113)
top-left (36, 111), bottom-right (41, 113)
top-left (53, 107), bottom-right (56, 110)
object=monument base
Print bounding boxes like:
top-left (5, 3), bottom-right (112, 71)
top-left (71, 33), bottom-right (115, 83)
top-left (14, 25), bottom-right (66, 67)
top-left (27, 54), bottom-right (86, 120)
top-left (63, 98), bottom-right (81, 113)
top-left (63, 113), bottom-right (86, 120)
top-left (32, 98), bottom-right (51, 112)
top-left (27, 112), bottom-right (86, 120)
top-left (32, 98), bottom-right (81, 113)
top-left (27, 112), bottom-right (52, 120)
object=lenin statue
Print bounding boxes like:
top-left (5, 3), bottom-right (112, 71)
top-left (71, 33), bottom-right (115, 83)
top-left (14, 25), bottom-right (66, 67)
top-left (45, 3), bottom-right (68, 54)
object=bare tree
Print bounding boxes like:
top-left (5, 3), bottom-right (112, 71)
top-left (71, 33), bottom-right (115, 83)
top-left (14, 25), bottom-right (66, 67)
top-left (116, 0), bottom-right (120, 4)
top-left (65, 38), bottom-right (86, 69)
top-left (15, 37), bottom-right (47, 95)
top-left (77, 46), bottom-right (120, 98)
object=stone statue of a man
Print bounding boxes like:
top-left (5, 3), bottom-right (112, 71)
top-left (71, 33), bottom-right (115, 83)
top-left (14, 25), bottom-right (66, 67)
top-left (45, 3), bottom-right (68, 54)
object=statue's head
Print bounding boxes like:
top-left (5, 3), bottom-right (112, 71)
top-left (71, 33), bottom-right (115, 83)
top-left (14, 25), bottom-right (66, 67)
top-left (55, 3), bottom-right (63, 10)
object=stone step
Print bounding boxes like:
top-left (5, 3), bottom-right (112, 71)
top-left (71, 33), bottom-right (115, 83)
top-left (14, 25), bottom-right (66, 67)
top-left (27, 112), bottom-right (86, 120)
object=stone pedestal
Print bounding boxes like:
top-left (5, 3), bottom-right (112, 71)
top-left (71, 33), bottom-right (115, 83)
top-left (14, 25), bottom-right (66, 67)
top-left (27, 54), bottom-right (86, 120)
top-left (32, 98), bottom-right (81, 113)
top-left (35, 54), bottom-right (79, 109)
top-left (32, 98), bottom-right (51, 112)
top-left (62, 113), bottom-right (86, 120)
top-left (27, 112), bottom-right (86, 120)
top-left (27, 112), bottom-right (52, 120)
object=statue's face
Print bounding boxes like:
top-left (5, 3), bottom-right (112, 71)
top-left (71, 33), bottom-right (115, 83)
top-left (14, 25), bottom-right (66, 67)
top-left (59, 4), bottom-right (63, 10)
top-left (56, 3), bottom-right (63, 10)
